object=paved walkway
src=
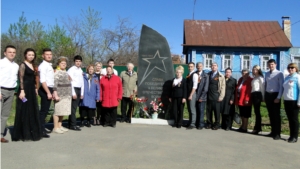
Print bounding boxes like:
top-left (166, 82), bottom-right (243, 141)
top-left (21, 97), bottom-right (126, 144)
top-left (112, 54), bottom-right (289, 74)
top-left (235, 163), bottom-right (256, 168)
top-left (1, 123), bottom-right (300, 169)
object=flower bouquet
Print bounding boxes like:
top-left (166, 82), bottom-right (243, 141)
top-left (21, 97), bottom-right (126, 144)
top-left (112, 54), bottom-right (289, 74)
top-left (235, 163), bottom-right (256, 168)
top-left (149, 98), bottom-right (164, 119)
top-left (131, 95), bottom-right (149, 118)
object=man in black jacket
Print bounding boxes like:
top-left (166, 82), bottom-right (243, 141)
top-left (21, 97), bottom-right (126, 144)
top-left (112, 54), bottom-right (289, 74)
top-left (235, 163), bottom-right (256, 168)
top-left (221, 68), bottom-right (237, 130)
top-left (195, 62), bottom-right (209, 130)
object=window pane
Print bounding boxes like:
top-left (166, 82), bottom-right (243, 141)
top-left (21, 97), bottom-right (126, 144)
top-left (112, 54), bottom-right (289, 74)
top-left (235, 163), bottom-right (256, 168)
top-left (244, 56), bottom-right (249, 60)
top-left (225, 55), bottom-right (230, 59)
top-left (207, 54), bottom-right (213, 59)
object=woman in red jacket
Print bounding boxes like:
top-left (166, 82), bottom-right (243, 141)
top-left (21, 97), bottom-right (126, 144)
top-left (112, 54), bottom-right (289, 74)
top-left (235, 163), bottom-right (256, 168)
top-left (235, 69), bottom-right (253, 133)
top-left (100, 66), bottom-right (122, 128)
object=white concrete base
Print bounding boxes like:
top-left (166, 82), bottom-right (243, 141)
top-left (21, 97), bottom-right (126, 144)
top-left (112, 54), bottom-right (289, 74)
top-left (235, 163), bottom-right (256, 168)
top-left (131, 118), bottom-right (174, 125)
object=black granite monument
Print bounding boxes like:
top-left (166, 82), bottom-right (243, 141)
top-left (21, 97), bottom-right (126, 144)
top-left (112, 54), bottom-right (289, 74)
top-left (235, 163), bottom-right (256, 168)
top-left (137, 25), bottom-right (174, 119)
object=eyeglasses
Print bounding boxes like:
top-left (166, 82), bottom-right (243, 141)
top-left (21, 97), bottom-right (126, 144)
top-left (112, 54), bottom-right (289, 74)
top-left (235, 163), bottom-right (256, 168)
top-left (288, 67), bottom-right (295, 69)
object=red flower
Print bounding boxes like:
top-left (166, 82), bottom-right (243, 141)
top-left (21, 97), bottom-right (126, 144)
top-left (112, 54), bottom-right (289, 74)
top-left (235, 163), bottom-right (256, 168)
top-left (144, 107), bottom-right (148, 111)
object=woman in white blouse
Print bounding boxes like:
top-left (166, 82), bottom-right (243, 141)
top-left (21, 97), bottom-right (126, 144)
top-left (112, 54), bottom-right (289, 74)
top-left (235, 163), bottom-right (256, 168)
top-left (251, 65), bottom-right (265, 134)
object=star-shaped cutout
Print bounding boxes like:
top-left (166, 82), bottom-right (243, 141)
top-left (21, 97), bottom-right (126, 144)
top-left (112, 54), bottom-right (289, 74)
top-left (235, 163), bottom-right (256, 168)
top-left (139, 50), bottom-right (168, 86)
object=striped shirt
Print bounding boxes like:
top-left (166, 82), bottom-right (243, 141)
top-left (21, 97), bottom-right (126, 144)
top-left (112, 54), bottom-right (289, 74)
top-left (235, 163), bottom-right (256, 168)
top-left (265, 69), bottom-right (284, 99)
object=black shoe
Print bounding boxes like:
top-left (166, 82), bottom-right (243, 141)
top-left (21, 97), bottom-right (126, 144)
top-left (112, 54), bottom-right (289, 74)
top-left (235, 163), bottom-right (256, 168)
top-left (237, 128), bottom-right (247, 133)
top-left (112, 124), bottom-right (116, 128)
top-left (273, 135), bottom-right (281, 140)
top-left (44, 129), bottom-right (51, 134)
top-left (265, 133), bottom-right (274, 137)
top-left (183, 124), bottom-right (190, 127)
top-left (186, 126), bottom-right (195, 130)
top-left (80, 121), bottom-right (85, 127)
top-left (120, 119), bottom-right (125, 123)
top-left (177, 126), bottom-right (181, 129)
top-left (42, 133), bottom-right (50, 138)
top-left (225, 127), bottom-right (230, 131)
top-left (251, 130), bottom-right (262, 135)
top-left (103, 124), bottom-right (109, 127)
top-left (205, 125), bottom-right (211, 129)
top-left (172, 125), bottom-right (177, 128)
top-left (212, 126), bottom-right (219, 130)
top-left (197, 127), bottom-right (203, 130)
top-left (288, 137), bottom-right (298, 143)
top-left (69, 126), bottom-right (81, 131)
top-left (86, 122), bottom-right (91, 128)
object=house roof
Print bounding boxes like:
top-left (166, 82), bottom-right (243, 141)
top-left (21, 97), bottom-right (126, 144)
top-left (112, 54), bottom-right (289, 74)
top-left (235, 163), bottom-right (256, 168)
top-left (183, 20), bottom-right (292, 49)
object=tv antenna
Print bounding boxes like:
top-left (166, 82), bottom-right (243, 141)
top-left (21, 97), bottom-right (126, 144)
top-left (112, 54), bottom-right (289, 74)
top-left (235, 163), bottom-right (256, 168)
top-left (193, 0), bottom-right (196, 20)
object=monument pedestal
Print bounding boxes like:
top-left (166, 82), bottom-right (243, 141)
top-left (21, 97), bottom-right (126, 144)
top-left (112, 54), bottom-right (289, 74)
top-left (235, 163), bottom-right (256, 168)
top-left (131, 118), bottom-right (174, 126)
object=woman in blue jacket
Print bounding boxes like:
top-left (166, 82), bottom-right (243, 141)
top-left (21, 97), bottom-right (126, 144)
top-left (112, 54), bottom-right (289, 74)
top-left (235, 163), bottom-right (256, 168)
top-left (80, 65), bottom-right (100, 127)
top-left (283, 63), bottom-right (300, 143)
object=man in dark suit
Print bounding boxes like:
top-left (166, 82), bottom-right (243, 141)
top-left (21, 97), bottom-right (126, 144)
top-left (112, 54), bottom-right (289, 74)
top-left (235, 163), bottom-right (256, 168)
top-left (195, 62), bottom-right (209, 130)
top-left (221, 68), bottom-right (237, 130)
top-left (206, 62), bottom-right (226, 130)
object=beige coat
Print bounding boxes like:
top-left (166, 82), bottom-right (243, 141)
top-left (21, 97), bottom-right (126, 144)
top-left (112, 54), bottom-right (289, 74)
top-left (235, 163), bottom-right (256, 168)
top-left (120, 70), bottom-right (138, 98)
top-left (217, 72), bottom-right (226, 101)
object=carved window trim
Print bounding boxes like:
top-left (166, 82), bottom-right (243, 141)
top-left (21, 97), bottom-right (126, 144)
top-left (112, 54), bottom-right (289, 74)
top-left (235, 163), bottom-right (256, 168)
top-left (240, 54), bottom-right (253, 70)
top-left (221, 54), bottom-right (233, 71)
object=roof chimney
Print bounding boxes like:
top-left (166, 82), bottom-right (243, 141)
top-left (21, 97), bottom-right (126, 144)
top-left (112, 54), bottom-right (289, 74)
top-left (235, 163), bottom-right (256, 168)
top-left (282, 16), bottom-right (291, 42)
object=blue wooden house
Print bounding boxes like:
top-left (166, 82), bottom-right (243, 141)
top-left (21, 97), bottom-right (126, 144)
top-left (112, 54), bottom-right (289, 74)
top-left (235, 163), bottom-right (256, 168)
top-left (182, 18), bottom-right (293, 79)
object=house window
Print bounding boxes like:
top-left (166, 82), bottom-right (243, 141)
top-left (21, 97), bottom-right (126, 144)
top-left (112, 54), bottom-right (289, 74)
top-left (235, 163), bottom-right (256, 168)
top-left (204, 54), bottom-right (213, 69)
top-left (242, 55), bottom-right (251, 70)
top-left (294, 56), bottom-right (300, 70)
top-left (222, 55), bottom-right (231, 70)
top-left (261, 55), bottom-right (270, 71)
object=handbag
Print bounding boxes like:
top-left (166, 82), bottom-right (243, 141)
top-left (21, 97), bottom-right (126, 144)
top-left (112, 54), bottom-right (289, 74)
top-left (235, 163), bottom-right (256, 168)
top-left (233, 106), bottom-right (241, 124)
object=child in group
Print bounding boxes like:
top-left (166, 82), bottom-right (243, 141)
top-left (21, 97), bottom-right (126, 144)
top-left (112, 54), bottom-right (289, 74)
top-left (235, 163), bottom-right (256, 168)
top-left (79, 65), bottom-right (100, 127)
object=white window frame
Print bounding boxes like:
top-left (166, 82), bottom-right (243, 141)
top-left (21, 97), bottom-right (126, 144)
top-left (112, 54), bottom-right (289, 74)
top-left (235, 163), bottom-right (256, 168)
top-left (202, 53), bottom-right (215, 70)
top-left (292, 55), bottom-right (300, 71)
top-left (259, 54), bottom-right (273, 71)
top-left (240, 54), bottom-right (253, 70)
top-left (221, 54), bottom-right (233, 70)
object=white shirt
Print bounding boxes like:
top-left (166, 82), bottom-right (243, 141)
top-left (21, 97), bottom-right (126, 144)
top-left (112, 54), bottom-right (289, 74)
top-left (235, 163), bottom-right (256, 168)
top-left (86, 74), bottom-right (91, 90)
top-left (67, 66), bottom-right (84, 96)
top-left (251, 76), bottom-right (265, 99)
top-left (101, 68), bottom-right (118, 76)
top-left (189, 71), bottom-right (199, 89)
top-left (0, 57), bottom-right (19, 88)
top-left (173, 77), bottom-right (183, 86)
top-left (38, 60), bottom-right (54, 87)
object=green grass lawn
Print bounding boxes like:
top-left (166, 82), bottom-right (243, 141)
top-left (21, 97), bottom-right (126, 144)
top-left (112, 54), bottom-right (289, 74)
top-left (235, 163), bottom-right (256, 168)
top-left (7, 96), bottom-right (300, 135)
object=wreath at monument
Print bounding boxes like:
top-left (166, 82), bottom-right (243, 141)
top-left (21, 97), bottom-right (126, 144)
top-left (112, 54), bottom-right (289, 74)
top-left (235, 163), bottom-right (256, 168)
top-left (131, 95), bottom-right (165, 119)
top-left (131, 95), bottom-right (149, 118)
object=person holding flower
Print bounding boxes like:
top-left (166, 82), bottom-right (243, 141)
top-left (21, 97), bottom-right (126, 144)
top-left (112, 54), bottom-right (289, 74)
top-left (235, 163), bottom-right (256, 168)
top-left (169, 65), bottom-right (187, 128)
top-left (52, 57), bottom-right (72, 134)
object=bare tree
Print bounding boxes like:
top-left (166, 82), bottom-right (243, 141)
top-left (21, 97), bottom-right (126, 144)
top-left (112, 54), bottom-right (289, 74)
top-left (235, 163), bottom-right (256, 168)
top-left (102, 17), bottom-right (139, 65)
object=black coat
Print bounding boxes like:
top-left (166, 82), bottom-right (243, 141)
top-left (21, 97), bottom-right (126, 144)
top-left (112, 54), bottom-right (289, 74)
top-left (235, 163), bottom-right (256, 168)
top-left (196, 72), bottom-right (209, 101)
top-left (221, 77), bottom-right (237, 115)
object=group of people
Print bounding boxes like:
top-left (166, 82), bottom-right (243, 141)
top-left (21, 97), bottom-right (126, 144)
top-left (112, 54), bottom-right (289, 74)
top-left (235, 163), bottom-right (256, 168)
top-left (169, 60), bottom-right (299, 143)
top-left (1, 45), bottom-right (137, 143)
top-left (1, 45), bottom-right (299, 144)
